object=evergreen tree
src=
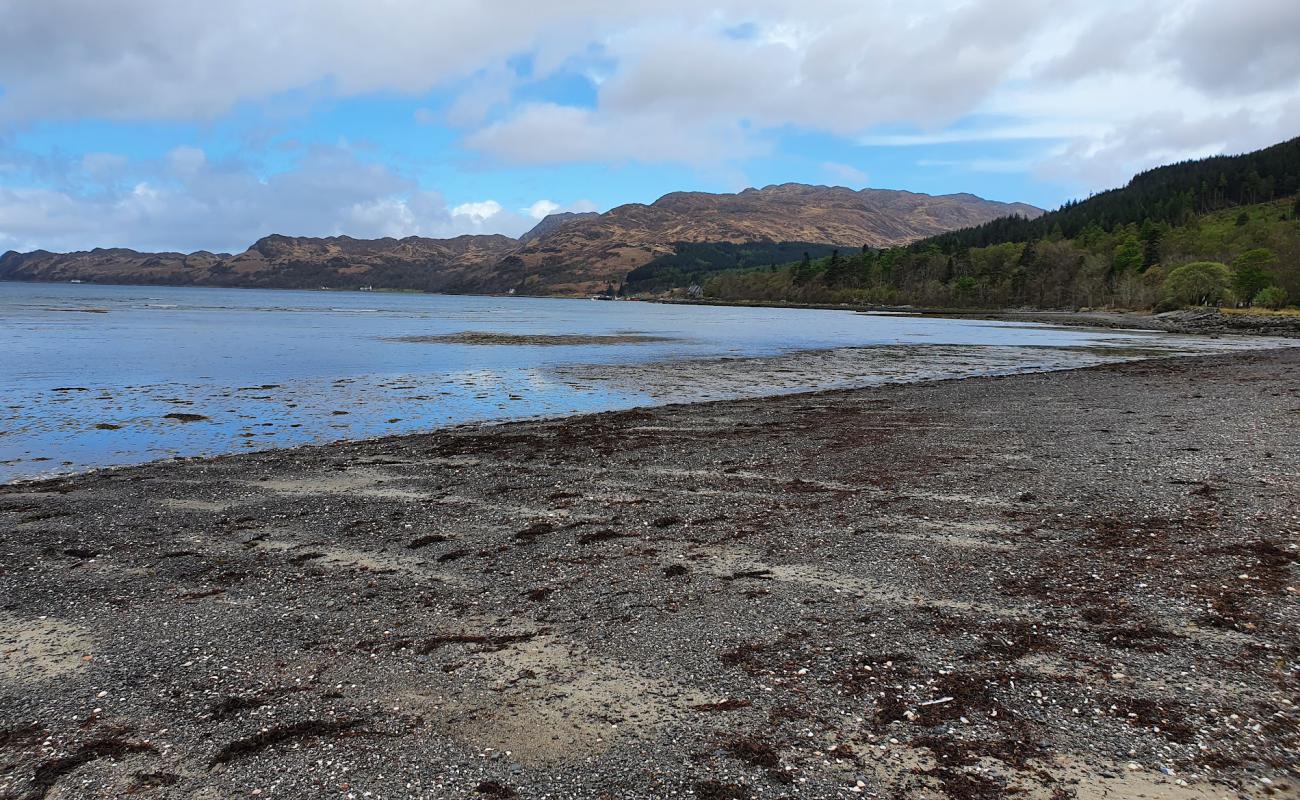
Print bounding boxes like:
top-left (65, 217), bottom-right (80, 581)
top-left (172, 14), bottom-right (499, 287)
top-left (1112, 234), bottom-right (1144, 274)
top-left (793, 252), bottom-right (814, 286)
top-left (824, 250), bottom-right (849, 286)
top-left (1232, 249), bottom-right (1277, 305)
top-left (1017, 241), bottom-right (1037, 269)
top-left (1140, 222), bottom-right (1164, 269)
top-left (917, 136), bottom-right (1300, 253)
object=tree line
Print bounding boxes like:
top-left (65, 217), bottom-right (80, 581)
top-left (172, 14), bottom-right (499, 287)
top-left (699, 197), bottom-right (1299, 310)
top-left (686, 137), bottom-right (1300, 311)
top-left (921, 136), bottom-right (1300, 252)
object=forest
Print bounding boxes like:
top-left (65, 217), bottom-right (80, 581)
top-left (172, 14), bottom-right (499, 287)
top-left (699, 199), bottom-right (1299, 310)
top-left (622, 241), bottom-right (839, 293)
top-left (689, 138), bottom-right (1300, 311)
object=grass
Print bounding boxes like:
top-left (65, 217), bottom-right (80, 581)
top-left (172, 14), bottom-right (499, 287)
top-left (1220, 306), bottom-right (1300, 317)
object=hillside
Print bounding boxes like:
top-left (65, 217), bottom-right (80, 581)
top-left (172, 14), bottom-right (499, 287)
top-left (0, 185), bottom-right (1040, 295)
top-left (663, 138), bottom-right (1300, 312)
top-left (0, 234), bottom-right (518, 293)
top-left (923, 136), bottom-right (1300, 252)
top-left (495, 185), bottom-right (1042, 294)
top-left (697, 197), bottom-right (1300, 311)
top-left (515, 211), bottom-right (599, 244)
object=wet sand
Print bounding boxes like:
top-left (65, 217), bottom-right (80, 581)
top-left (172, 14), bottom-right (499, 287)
top-left (1, 349), bottom-right (1298, 799)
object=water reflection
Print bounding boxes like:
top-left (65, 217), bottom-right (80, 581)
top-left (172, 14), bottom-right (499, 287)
top-left (0, 282), bottom-right (1284, 481)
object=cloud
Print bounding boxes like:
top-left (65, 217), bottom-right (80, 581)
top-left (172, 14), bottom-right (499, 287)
top-left (3, 0), bottom-right (1299, 250)
top-left (0, 145), bottom-right (538, 253)
top-left (166, 146), bottom-right (206, 175)
top-left (820, 162), bottom-right (868, 186)
top-left (597, 1), bottom-right (1057, 135)
top-left (444, 65), bottom-right (519, 129)
top-left (0, 0), bottom-right (612, 122)
top-left (859, 121), bottom-right (1109, 147)
top-left (1035, 7), bottom-right (1160, 84)
top-left (464, 103), bottom-right (766, 165)
top-left (450, 200), bottom-right (504, 224)
top-left (525, 200), bottom-right (561, 220)
top-left (1166, 0), bottom-right (1300, 95)
top-left (1035, 101), bottom-right (1300, 188)
top-left (463, 2), bottom-right (1065, 164)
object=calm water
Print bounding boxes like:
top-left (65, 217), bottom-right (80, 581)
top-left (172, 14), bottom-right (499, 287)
top-left (0, 282), bottom-right (1269, 481)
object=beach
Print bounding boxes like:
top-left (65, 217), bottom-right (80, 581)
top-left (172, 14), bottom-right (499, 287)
top-left (10, 281), bottom-right (1277, 484)
top-left (1, 348), bottom-right (1297, 799)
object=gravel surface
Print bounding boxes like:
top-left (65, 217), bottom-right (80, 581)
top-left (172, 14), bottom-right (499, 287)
top-left (1, 349), bottom-right (1298, 799)
top-left (982, 309), bottom-right (1300, 339)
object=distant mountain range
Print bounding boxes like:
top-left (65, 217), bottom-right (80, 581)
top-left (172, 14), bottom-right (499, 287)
top-left (0, 184), bottom-right (1041, 295)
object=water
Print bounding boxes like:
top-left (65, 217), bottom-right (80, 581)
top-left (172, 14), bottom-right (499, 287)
top-left (0, 282), bottom-right (1274, 482)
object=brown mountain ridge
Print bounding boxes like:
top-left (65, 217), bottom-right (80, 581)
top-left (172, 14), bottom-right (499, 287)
top-left (0, 184), bottom-right (1041, 295)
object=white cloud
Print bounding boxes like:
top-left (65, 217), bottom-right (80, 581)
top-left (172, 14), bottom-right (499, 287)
top-left (454, 1), bottom-right (1300, 187)
top-left (525, 199), bottom-right (561, 220)
top-left (1033, 101), bottom-right (1300, 188)
top-left (0, 0), bottom-right (598, 122)
top-left (450, 199), bottom-right (504, 224)
top-left (2, 0), bottom-right (1299, 249)
top-left (0, 146), bottom-right (538, 253)
top-left (464, 103), bottom-right (767, 166)
top-left (859, 122), bottom-right (1110, 148)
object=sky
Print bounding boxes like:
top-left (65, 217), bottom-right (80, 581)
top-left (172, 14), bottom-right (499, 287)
top-left (0, 0), bottom-right (1297, 254)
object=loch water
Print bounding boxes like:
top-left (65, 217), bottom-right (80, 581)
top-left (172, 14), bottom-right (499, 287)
top-left (0, 282), bottom-right (1268, 481)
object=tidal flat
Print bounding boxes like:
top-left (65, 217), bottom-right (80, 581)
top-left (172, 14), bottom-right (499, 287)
top-left (2, 282), bottom-right (1288, 482)
top-left (2, 349), bottom-right (1297, 799)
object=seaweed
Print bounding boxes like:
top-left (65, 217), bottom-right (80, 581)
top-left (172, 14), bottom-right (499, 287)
top-left (407, 534), bottom-right (450, 549)
top-left (209, 719), bottom-right (365, 766)
top-left (723, 737), bottom-right (780, 768)
top-left (26, 736), bottom-right (156, 799)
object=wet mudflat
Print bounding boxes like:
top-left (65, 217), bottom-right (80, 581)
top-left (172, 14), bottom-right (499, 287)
top-left (1, 349), bottom-right (1298, 799)
top-left (5, 281), bottom-right (1281, 482)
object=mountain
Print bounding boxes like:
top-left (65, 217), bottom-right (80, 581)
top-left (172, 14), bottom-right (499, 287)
top-left (0, 234), bottom-right (518, 293)
top-left (922, 135), bottom-right (1300, 253)
top-left (0, 184), bottom-right (1041, 295)
top-left (492, 185), bottom-right (1042, 294)
top-left (698, 195), bottom-right (1299, 310)
top-left (517, 211), bottom-right (599, 244)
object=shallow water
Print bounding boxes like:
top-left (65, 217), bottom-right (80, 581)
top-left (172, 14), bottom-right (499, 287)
top-left (0, 282), bottom-right (1279, 481)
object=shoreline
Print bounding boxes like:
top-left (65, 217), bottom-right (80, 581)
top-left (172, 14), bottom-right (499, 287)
top-left (6, 336), bottom-right (1293, 487)
top-left (11, 278), bottom-right (1299, 339)
top-left (2, 349), bottom-right (1297, 798)
top-left (650, 297), bottom-right (1300, 338)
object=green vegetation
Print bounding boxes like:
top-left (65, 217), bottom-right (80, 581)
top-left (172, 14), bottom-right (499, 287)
top-left (1254, 286), bottom-right (1289, 310)
top-left (924, 136), bottom-right (1300, 250)
top-left (1161, 262), bottom-right (1231, 307)
top-left (693, 199), bottom-right (1299, 310)
top-left (659, 138), bottom-right (1300, 311)
top-left (623, 241), bottom-right (838, 293)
